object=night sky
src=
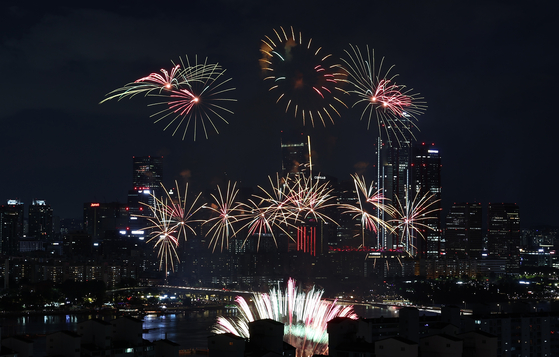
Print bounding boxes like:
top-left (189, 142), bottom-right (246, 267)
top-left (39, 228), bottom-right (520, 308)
top-left (1, 1), bottom-right (557, 227)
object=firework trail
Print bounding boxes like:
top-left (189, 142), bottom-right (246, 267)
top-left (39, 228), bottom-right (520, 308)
top-left (341, 44), bottom-right (426, 145)
top-left (100, 64), bottom-right (183, 102)
top-left (203, 181), bottom-right (244, 252)
top-left (260, 26), bottom-right (348, 126)
top-left (341, 174), bottom-right (396, 248)
top-left (100, 56), bottom-right (236, 141)
top-left (161, 181), bottom-right (204, 241)
top-left (138, 182), bottom-right (204, 272)
top-left (236, 197), bottom-right (297, 251)
top-left (142, 196), bottom-right (181, 274)
top-left (282, 174), bottom-right (338, 225)
top-left (213, 278), bottom-right (358, 357)
top-left (390, 190), bottom-right (441, 256)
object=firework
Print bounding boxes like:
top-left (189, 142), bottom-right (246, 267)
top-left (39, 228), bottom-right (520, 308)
top-left (260, 26), bottom-right (347, 126)
top-left (161, 181), bottom-right (204, 241)
top-left (341, 44), bottom-right (426, 145)
top-left (213, 278), bottom-right (358, 357)
top-left (282, 174), bottom-right (338, 225)
top-left (203, 181), bottom-right (244, 252)
top-left (100, 56), bottom-right (236, 140)
top-left (341, 174), bottom-right (396, 248)
top-left (236, 197), bottom-right (297, 251)
top-left (138, 182), bottom-right (204, 273)
top-left (142, 196), bottom-right (181, 274)
top-left (390, 190), bottom-right (441, 256)
top-left (100, 64), bottom-right (183, 102)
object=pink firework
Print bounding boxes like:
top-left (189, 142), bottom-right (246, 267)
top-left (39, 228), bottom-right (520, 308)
top-left (149, 57), bottom-right (236, 141)
top-left (213, 278), bottom-right (358, 357)
top-left (341, 44), bottom-right (426, 145)
top-left (100, 56), bottom-right (236, 141)
top-left (135, 64), bottom-right (182, 90)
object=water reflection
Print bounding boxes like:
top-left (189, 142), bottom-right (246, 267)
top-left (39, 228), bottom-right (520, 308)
top-left (0, 304), bottom-right (398, 355)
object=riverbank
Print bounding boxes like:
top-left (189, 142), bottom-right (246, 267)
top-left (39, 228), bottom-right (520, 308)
top-left (0, 304), bottom-right (226, 318)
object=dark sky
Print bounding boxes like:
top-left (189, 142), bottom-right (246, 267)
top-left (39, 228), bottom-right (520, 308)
top-left (0, 1), bottom-right (557, 227)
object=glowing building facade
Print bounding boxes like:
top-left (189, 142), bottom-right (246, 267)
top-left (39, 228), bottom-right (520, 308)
top-left (28, 199), bottom-right (53, 240)
top-left (280, 131), bottom-right (311, 179)
top-left (128, 156), bottom-right (164, 234)
top-left (0, 200), bottom-right (24, 255)
top-left (445, 202), bottom-right (483, 258)
top-left (487, 202), bottom-right (520, 271)
top-left (411, 143), bottom-right (442, 259)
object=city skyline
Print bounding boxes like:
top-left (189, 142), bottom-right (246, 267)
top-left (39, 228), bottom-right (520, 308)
top-left (0, 2), bottom-right (557, 227)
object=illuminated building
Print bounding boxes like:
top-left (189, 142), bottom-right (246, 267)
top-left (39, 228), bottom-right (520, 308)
top-left (487, 202), bottom-right (520, 271)
top-left (445, 202), bottom-right (483, 258)
top-left (281, 131), bottom-right (311, 178)
top-left (0, 199), bottom-right (24, 255)
top-left (128, 155), bottom-right (163, 235)
top-left (411, 142), bottom-right (442, 259)
top-left (83, 202), bottom-right (129, 241)
top-left (132, 156), bottom-right (163, 191)
top-left (28, 199), bottom-right (53, 240)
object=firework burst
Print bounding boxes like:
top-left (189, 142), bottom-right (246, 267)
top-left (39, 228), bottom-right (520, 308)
top-left (282, 174), bottom-right (338, 225)
top-left (203, 181), bottom-right (244, 252)
top-left (341, 174), bottom-right (396, 248)
top-left (142, 197), bottom-right (181, 274)
top-left (390, 190), bottom-right (441, 256)
top-left (236, 197), bottom-right (297, 251)
top-left (260, 26), bottom-right (348, 126)
top-left (341, 44), bottom-right (426, 145)
top-left (213, 278), bottom-right (358, 357)
top-left (100, 56), bottom-right (236, 141)
top-left (138, 182), bottom-right (203, 273)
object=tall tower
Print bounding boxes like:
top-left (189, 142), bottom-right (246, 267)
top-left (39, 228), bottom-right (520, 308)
top-left (128, 156), bottom-right (163, 232)
top-left (280, 131), bottom-right (311, 179)
top-left (0, 200), bottom-right (25, 255)
top-left (487, 203), bottom-right (520, 271)
top-left (379, 138), bottom-right (413, 250)
top-left (28, 199), bottom-right (54, 240)
top-left (411, 143), bottom-right (442, 259)
top-left (445, 202), bottom-right (483, 258)
top-left (132, 156), bottom-right (163, 193)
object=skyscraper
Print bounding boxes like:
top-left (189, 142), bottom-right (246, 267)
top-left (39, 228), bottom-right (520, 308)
top-left (132, 156), bottom-right (163, 190)
top-left (128, 156), bottom-right (163, 233)
top-left (0, 200), bottom-right (24, 255)
top-left (379, 141), bottom-right (442, 257)
top-left (487, 202), bottom-right (520, 271)
top-left (280, 131), bottom-right (311, 179)
top-left (378, 137), bottom-right (413, 250)
top-left (445, 202), bottom-right (483, 258)
top-left (83, 202), bottom-right (129, 241)
top-left (411, 142), bottom-right (442, 259)
top-left (28, 199), bottom-right (54, 240)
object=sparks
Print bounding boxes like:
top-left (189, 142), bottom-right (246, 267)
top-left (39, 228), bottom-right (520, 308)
top-left (213, 278), bottom-right (359, 357)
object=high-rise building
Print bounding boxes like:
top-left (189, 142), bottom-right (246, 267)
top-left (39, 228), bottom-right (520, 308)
top-left (28, 199), bottom-right (53, 240)
top-left (83, 202), bottom-right (129, 241)
top-left (280, 131), bottom-right (311, 179)
top-left (379, 141), bottom-right (442, 257)
top-left (128, 156), bottom-right (163, 233)
top-left (378, 137), bottom-right (413, 250)
top-left (0, 200), bottom-right (25, 255)
top-left (445, 202), bottom-right (483, 258)
top-left (132, 156), bottom-right (163, 191)
top-left (487, 202), bottom-right (520, 271)
top-left (411, 142), bottom-right (442, 259)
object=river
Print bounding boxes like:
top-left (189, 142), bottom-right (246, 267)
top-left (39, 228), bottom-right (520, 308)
top-left (0, 304), bottom-right (399, 356)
